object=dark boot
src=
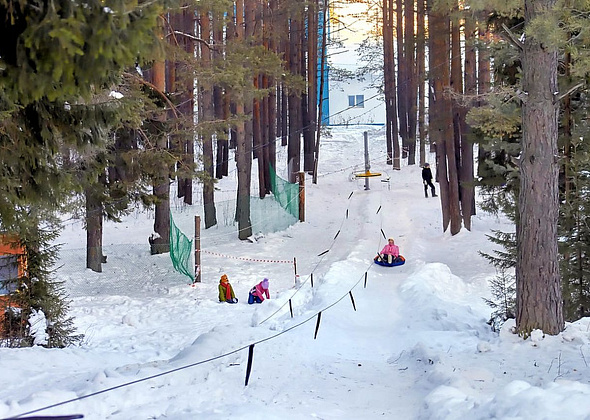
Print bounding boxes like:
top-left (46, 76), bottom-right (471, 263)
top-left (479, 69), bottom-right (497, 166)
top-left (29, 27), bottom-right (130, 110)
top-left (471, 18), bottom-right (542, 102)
top-left (424, 187), bottom-right (429, 198)
top-left (431, 188), bottom-right (437, 197)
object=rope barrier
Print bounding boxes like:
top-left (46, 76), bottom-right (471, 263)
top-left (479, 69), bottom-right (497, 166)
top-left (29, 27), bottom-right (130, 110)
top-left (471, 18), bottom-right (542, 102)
top-left (8, 182), bottom-right (391, 420)
top-left (9, 138), bottom-right (399, 419)
top-left (196, 249), bottom-right (293, 264)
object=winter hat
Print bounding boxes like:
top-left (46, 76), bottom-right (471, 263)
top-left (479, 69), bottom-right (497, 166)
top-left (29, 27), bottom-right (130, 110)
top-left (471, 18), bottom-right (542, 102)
top-left (261, 278), bottom-right (269, 289)
top-left (388, 237), bottom-right (394, 242)
top-left (424, 163), bottom-right (430, 167)
top-left (220, 274), bottom-right (229, 283)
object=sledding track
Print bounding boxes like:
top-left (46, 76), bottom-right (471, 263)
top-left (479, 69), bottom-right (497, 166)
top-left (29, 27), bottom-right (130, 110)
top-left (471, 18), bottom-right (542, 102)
top-left (3, 128), bottom-right (507, 419)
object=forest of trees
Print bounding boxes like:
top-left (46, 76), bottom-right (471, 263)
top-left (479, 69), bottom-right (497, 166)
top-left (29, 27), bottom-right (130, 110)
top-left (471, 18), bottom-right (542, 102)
top-left (1, 0), bottom-right (590, 346)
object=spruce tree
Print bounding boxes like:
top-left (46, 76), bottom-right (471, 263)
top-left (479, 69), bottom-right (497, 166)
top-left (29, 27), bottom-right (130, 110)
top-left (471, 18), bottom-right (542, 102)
top-left (0, 0), bottom-right (162, 346)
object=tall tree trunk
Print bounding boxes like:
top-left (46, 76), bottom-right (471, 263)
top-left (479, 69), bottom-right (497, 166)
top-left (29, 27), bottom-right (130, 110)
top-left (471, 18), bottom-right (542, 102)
top-left (306, 0), bottom-right (318, 174)
top-left (428, 1), bottom-right (454, 231)
top-left (200, 11), bottom-right (217, 229)
top-left (301, 3), bottom-right (314, 174)
top-left (516, 0), bottom-right (564, 336)
top-left (313, 0), bottom-right (328, 182)
top-left (214, 10), bottom-right (228, 181)
top-left (288, 4), bottom-right (302, 183)
top-left (85, 181), bottom-right (104, 273)
top-left (150, 17), bottom-right (170, 254)
top-left (448, 6), bottom-right (463, 234)
top-left (180, 6), bottom-right (195, 204)
top-left (417, 0), bottom-right (426, 165)
top-left (461, 12), bottom-right (477, 228)
top-left (396, 0), bottom-right (408, 159)
top-left (383, 0), bottom-right (400, 170)
top-left (404, 0), bottom-right (416, 165)
top-left (234, 0), bottom-right (253, 240)
top-left (268, 10), bottom-right (278, 179)
top-left (476, 13), bottom-right (491, 177)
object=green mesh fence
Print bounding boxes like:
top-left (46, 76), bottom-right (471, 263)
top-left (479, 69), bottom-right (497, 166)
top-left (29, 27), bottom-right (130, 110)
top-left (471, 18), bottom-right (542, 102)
top-left (170, 213), bottom-right (194, 282)
top-left (270, 164), bottom-right (299, 219)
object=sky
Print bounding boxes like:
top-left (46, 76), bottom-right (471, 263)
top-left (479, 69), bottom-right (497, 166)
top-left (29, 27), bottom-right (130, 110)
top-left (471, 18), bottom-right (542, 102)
top-left (3, 126), bottom-right (590, 420)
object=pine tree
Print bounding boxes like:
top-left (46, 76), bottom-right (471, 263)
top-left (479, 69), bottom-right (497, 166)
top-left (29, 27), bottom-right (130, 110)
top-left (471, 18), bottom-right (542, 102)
top-left (2, 211), bottom-right (83, 348)
top-left (483, 268), bottom-right (516, 332)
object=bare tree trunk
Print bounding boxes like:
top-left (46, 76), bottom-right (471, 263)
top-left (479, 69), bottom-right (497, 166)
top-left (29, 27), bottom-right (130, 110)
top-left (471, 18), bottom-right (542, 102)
top-left (428, 2), bottom-right (454, 231)
top-left (85, 182), bottom-right (104, 273)
top-left (396, 0), bottom-right (407, 159)
top-left (279, 3), bottom-right (289, 148)
top-left (417, 0), bottom-right (426, 165)
top-left (268, 0), bottom-right (279, 177)
top-left (307, 0), bottom-right (318, 174)
top-left (447, 7), bottom-right (462, 234)
top-left (404, 0), bottom-right (416, 165)
top-left (476, 13), bottom-right (491, 177)
top-left (313, 0), bottom-right (328, 183)
top-left (461, 12), bottom-right (477, 228)
top-left (234, 0), bottom-right (253, 240)
top-left (214, 11), bottom-right (228, 181)
top-left (288, 3), bottom-right (302, 183)
top-left (516, 0), bottom-right (564, 336)
top-left (180, 6), bottom-right (195, 204)
top-left (383, 0), bottom-right (400, 169)
top-left (200, 11), bottom-right (217, 229)
top-left (150, 17), bottom-right (170, 254)
top-left (301, 3), bottom-right (313, 174)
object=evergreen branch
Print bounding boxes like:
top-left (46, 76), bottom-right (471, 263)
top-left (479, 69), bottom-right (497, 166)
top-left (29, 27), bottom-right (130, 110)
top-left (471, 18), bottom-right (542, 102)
top-left (171, 31), bottom-right (217, 51)
top-left (554, 82), bottom-right (584, 103)
top-left (501, 24), bottom-right (524, 51)
top-left (123, 72), bottom-right (179, 119)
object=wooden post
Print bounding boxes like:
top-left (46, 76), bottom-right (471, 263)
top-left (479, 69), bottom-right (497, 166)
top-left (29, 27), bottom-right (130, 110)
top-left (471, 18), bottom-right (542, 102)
top-left (195, 215), bottom-right (201, 283)
top-left (298, 171), bottom-right (305, 222)
top-left (363, 131), bottom-right (370, 190)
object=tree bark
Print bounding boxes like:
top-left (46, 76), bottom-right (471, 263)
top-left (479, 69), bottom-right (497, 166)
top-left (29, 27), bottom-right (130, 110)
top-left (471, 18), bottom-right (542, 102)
top-left (383, 0), bottom-right (400, 170)
top-left (288, 4), bottom-right (302, 183)
top-left (447, 7), bottom-right (462, 234)
top-left (461, 12), bottom-right (477, 228)
top-left (234, 0), bottom-right (253, 240)
top-left (85, 183), bottom-right (104, 273)
top-left (516, 0), bottom-right (564, 336)
top-left (404, 0), bottom-right (416, 165)
top-left (396, 0), bottom-right (407, 159)
top-left (417, 0), bottom-right (426, 165)
top-left (150, 17), bottom-right (170, 254)
top-left (200, 11), bottom-right (217, 229)
top-left (428, 1), bottom-right (453, 230)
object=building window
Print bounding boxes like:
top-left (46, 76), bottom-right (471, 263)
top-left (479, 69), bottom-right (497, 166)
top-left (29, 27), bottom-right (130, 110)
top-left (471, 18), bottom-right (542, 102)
top-left (0, 255), bottom-right (19, 294)
top-left (348, 94), bottom-right (365, 108)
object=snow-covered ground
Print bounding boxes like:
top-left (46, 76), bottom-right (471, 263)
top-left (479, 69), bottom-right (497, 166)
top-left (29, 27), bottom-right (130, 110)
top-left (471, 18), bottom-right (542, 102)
top-left (2, 126), bottom-right (590, 420)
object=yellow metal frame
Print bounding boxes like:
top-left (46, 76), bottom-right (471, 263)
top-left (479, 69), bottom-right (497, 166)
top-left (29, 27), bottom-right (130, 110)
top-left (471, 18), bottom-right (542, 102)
top-left (354, 170), bottom-right (382, 178)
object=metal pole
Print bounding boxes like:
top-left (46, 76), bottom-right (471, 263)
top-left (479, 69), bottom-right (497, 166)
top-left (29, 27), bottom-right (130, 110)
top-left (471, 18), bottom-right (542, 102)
top-left (298, 171), bottom-right (305, 222)
top-left (195, 215), bottom-right (201, 283)
top-left (364, 131), bottom-right (370, 190)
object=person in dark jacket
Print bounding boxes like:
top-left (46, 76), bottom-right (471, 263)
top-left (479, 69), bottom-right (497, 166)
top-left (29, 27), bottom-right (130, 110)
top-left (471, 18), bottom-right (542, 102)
top-left (422, 163), bottom-right (437, 198)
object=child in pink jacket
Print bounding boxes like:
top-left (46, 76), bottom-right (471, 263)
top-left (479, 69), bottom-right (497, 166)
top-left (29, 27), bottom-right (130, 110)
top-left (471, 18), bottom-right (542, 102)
top-left (248, 278), bottom-right (270, 304)
top-left (375, 238), bottom-right (400, 264)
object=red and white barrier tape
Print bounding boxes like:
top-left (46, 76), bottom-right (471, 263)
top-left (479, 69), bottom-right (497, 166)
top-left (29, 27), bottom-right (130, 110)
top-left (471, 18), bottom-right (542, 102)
top-left (197, 249), bottom-right (293, 264)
